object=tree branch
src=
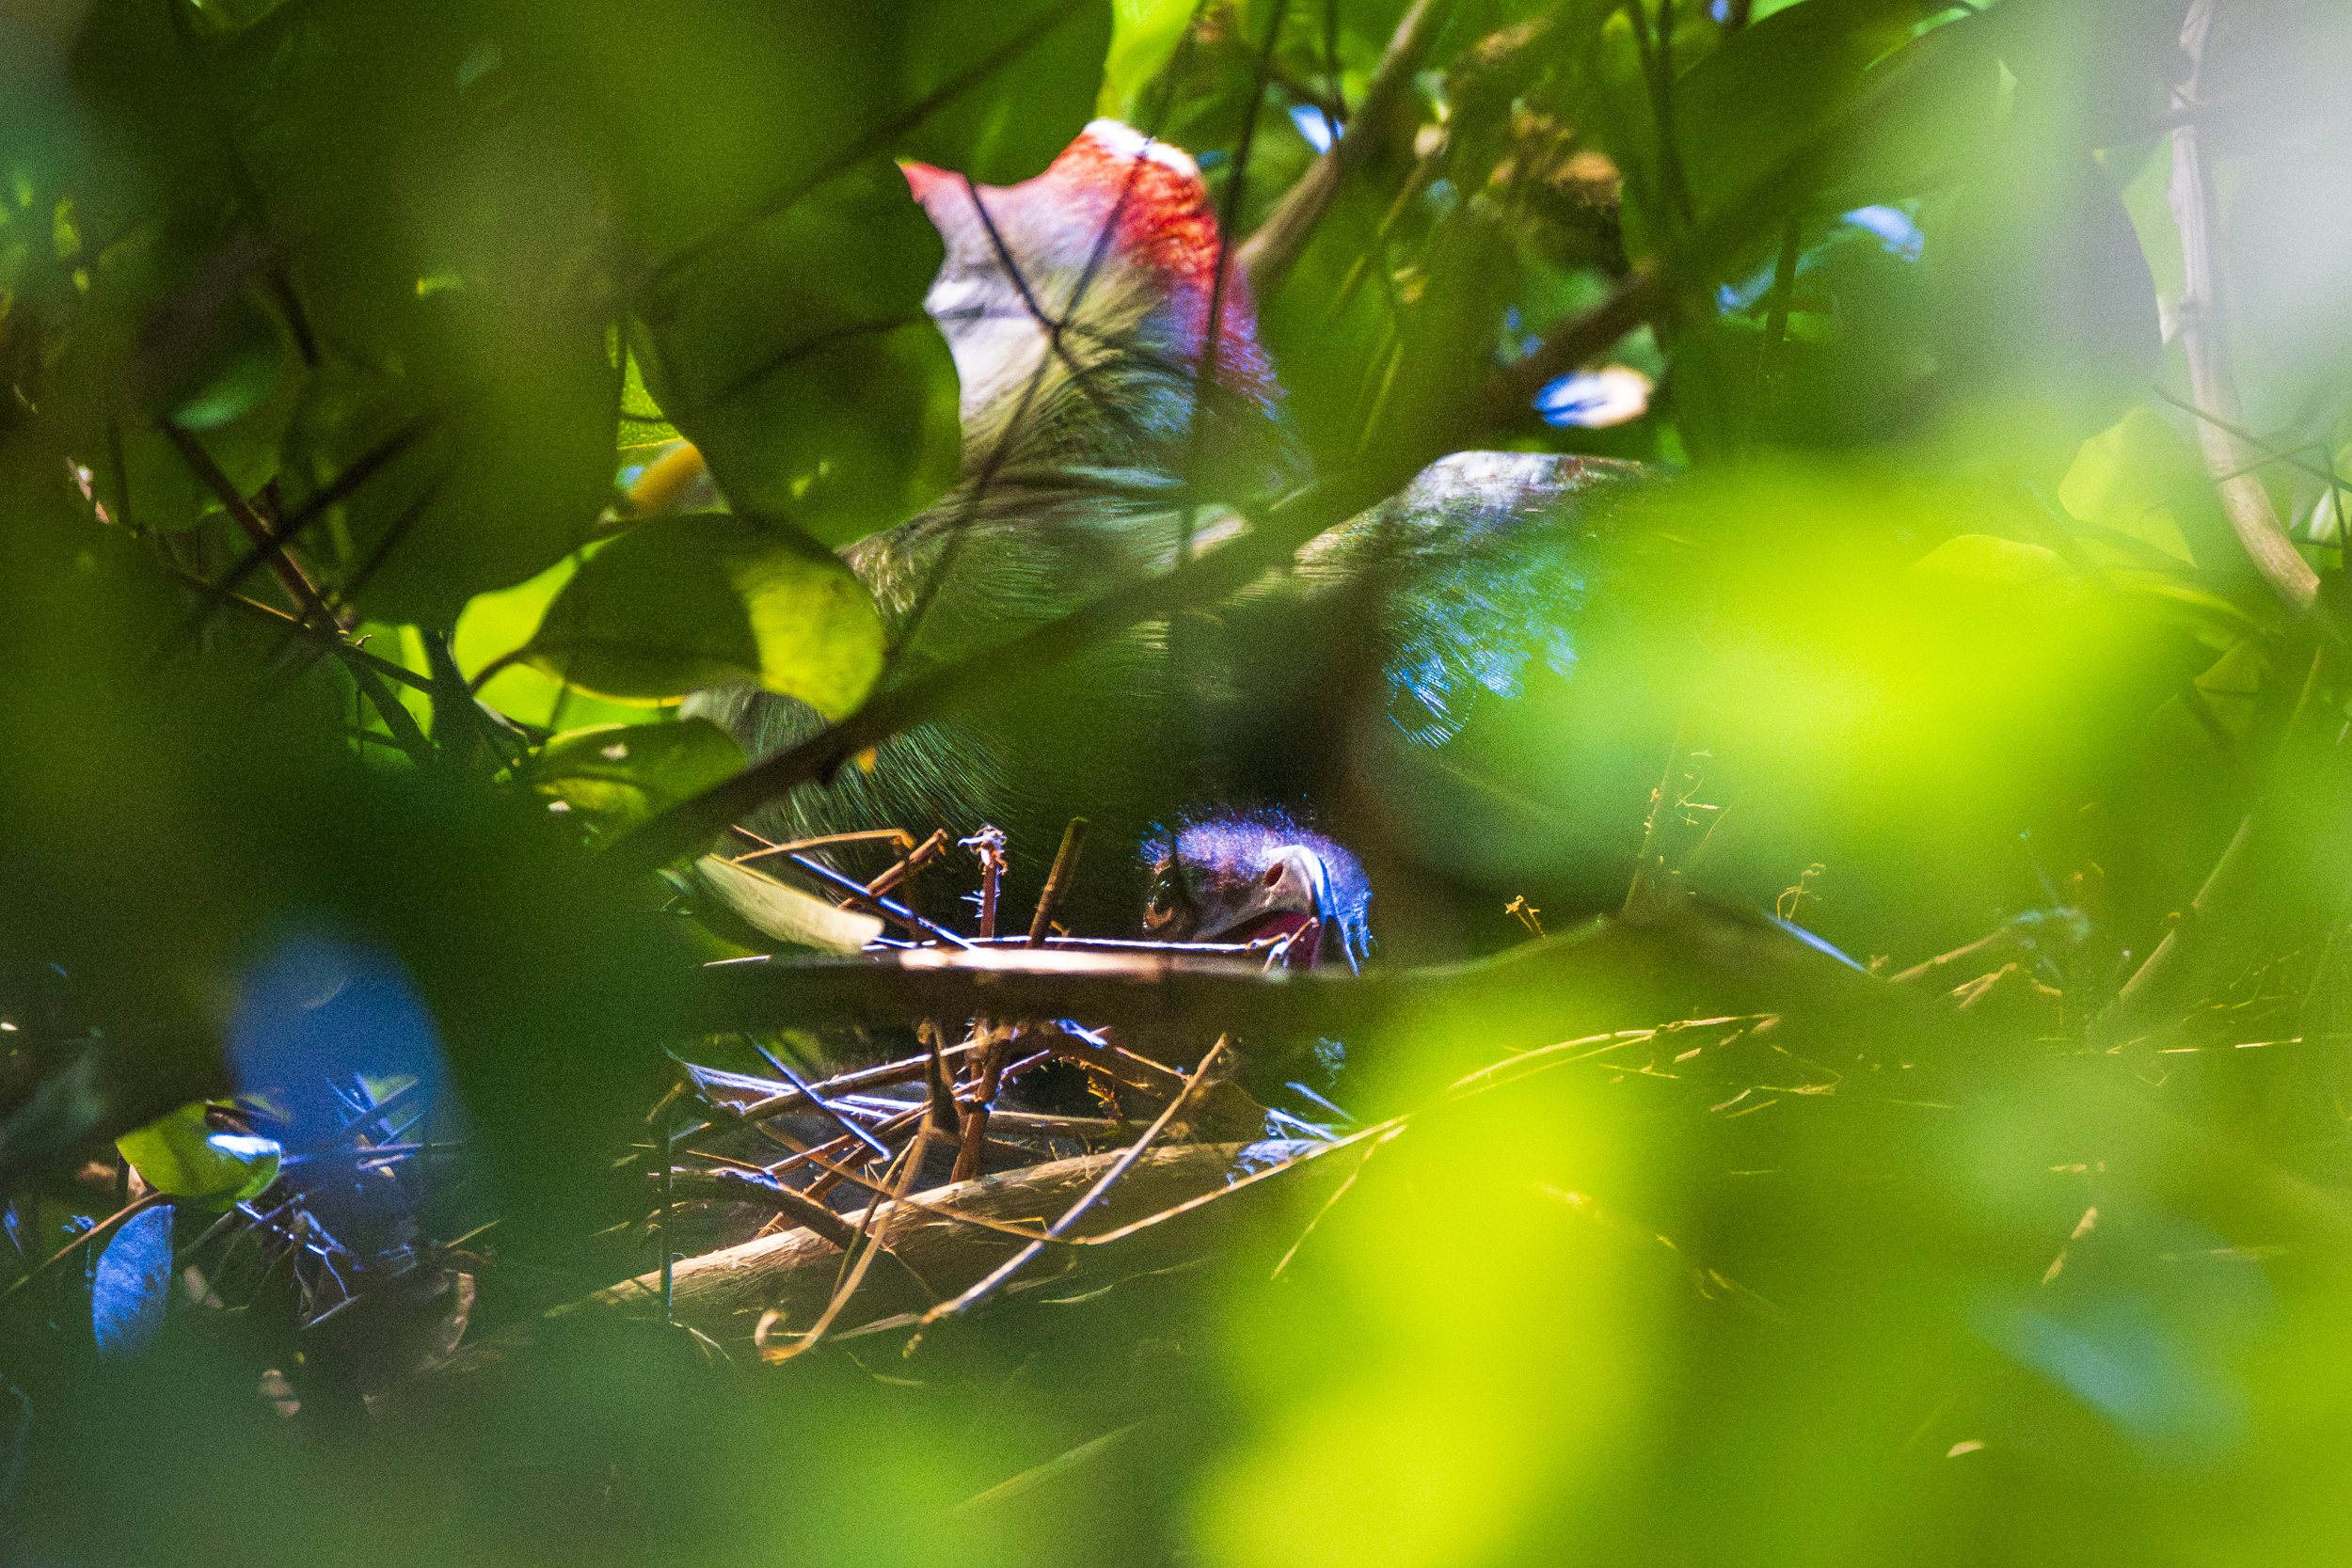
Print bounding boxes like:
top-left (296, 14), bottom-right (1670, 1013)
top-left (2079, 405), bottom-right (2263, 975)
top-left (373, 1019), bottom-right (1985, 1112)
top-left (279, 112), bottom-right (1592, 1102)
top-left (1236, 0), bottom-right (1453, 299)
top-left (2168, 0), bottom-right (2320, 618)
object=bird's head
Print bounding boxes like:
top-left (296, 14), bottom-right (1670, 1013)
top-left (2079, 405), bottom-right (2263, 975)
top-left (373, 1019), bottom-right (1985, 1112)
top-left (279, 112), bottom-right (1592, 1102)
top-left (900, 120), bottom-right (1280, 461)
top-left (1142, 812), bottom-right (1372, 972)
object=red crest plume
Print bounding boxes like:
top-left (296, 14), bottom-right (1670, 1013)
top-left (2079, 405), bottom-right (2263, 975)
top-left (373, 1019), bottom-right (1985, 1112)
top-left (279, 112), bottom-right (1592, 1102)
top-left (900, 120), bottom-right (1278, 425)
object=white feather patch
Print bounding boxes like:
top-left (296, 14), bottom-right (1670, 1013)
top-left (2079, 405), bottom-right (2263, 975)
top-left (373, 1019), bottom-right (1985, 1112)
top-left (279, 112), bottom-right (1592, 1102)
top-left (1082, 119), bottom-right (1200, 181)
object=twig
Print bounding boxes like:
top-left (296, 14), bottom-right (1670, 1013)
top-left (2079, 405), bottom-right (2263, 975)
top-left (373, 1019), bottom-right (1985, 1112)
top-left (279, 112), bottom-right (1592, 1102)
top-left (2096, 815), bottom-right (2254, 1044)
top-left (1025, 817), bottom-right (1089, 946)
top-left (963, 827), bottom-right (1007, 940)
top-left (1887, 928), bottom-right (2010, 988)
top-left (0, 1191), bottom-right (173, 1304)
top-left (866, 829), bottom-right (950, 903)
top-left (175, 416), bottom-right (431, 641)
top-left (1235, 0), bottom-right (1452, 297)
top-left (660, 1117), bottom-right (676, 1325)
top-left (160, 565), bottom-right (436, 693)
top-left (727, 827), bottom-right (916, 866)
top-left (741, 1046), bottom-right (891, 1161)
top-left (161, 422), bottom-right (334, 625)
top-left (346, 657), bottom-right (435, 764)
top-left (951, 1026), bottom-right (1011, 1184)
top-left (2150, 387), bottom-right (2351, 499)
top-left (785, 850), bottom-right (975, 950)
top-left (707, 1169), bottom-right (862, 1252)
top-left (920, 1023), bottom-right (961, 1137)
top-left (758, 1126), bottom-right (936, 1361)
top-left (910, 1037), bottom-right (1230, 1333)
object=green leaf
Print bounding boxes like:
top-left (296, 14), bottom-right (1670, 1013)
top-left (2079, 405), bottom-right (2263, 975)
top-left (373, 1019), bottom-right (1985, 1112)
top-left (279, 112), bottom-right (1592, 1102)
top-left (533, 719), bottom-right (746, 825)
top-left (525, 512), bottom-right (885, 714)
top-left (2191, 636), bottom-right (2265, 741)
top-left (117, 1102), bottom-right (281, 1206)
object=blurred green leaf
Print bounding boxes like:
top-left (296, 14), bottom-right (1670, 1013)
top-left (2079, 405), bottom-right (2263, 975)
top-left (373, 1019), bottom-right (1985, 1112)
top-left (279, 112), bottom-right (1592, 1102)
top-left (116, 1101), bottom-right (280, 1204)
top-left (633, 159), bottom-right (960, 546)
top-left (2060, 405), bottom-right (2224, 569)
top-left (1671, 0), bottom-right (1919, 232)
top-left (525, 511), bottom-right (884, 714)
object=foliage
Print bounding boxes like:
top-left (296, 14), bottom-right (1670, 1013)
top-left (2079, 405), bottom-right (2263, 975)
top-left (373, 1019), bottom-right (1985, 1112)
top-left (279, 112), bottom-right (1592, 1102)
top-left (2, 0), bottom-right (2351, 1565)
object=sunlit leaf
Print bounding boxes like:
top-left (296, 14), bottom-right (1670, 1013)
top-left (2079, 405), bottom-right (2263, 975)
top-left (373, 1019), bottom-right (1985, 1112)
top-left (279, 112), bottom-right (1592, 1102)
top-left (116, 1102), bottom-right (281, 1205)
top-left (693, 854), bottom-right (883, 954)
top-left (534, 719), bottom-right (745, 825)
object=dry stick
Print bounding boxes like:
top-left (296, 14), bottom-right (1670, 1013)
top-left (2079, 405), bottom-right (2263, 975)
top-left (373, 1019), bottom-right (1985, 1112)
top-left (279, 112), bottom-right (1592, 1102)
top-left (707, 1169), bottom-right (863, 1252)
top-left (1026, 818), bottom-right (1090, 946)
top-left (950, 1026), bottom-right (1012, 1184)
top-left (746, 1048), bottom-right (891, 1162)
top-left (786, 1109), bottom-right (928, 1199)
top-left (1270, 1126), bottom-right (1405, 1278)
top-left (2100, 639), bottom-right (2334, 1043)
top-left (920, 1023), bottom-right (961, 1138)
top-left (742, 1127), bottom-right (1061, 1244)
top-left (867, 829), bottom-right (951, 903)
top-left (659, 1118), bottom-right (676, 1326)
top-left (2169, 0), bottom-right (2320, 618)
top-left (1234, 0), bottom-right (1452, 298)
top-left (786, 851), bottom-right (975, 950)
top-left (1887, 928), bottom-right (2011, 988)
top-left (910, 1036), bottom-right (1231, 1337)
top-left (954, 827), bottom-right (1013, 1180)
top-left (729, 828), bottom-right (914, 866)
top-left (964, 828), bottom-right (1008, 940)
top-left (1622, 738), bottom-right (1684, 919)
top-left (761, 1127), bottom-right (937, 1362)
top-left (706, 1039), bottom-right (986, 1130)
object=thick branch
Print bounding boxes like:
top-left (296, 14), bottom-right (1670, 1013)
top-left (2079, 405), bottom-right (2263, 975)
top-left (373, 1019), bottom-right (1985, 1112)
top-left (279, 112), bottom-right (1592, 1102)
top-left (2168, 0), bottom-right (2319, 617)
top-left (689, 896), bottom-right (1931, 1068)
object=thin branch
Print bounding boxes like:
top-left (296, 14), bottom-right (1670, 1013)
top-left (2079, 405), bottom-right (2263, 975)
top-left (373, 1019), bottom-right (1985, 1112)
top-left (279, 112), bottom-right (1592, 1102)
top-left (178, 416), bottom-right (432, 639)
top-left (1235, 0), bottom-right (1452, 298)
top-left (161, 422), bottom-right (332, 625)
top-left (1025, 816), bottom-right (1089, 945)
top-left (0, 1191), bottom-right (173, 1305)
top-left (2095, 815), bottom-right (2253, 1044)
top-left (161, 565), bottom-right (435, 693)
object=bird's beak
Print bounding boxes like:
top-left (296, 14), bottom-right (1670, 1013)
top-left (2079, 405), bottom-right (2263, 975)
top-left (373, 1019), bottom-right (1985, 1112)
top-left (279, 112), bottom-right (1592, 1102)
top-left (898, 161), bottom-right (951, 206)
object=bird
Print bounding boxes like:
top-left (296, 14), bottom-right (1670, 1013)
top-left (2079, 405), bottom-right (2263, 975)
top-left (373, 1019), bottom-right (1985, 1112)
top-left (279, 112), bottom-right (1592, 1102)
top-left (686, 119), bottom-right (1646, 946)
top-left (1142, 809), bottom-right (1373, 974)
